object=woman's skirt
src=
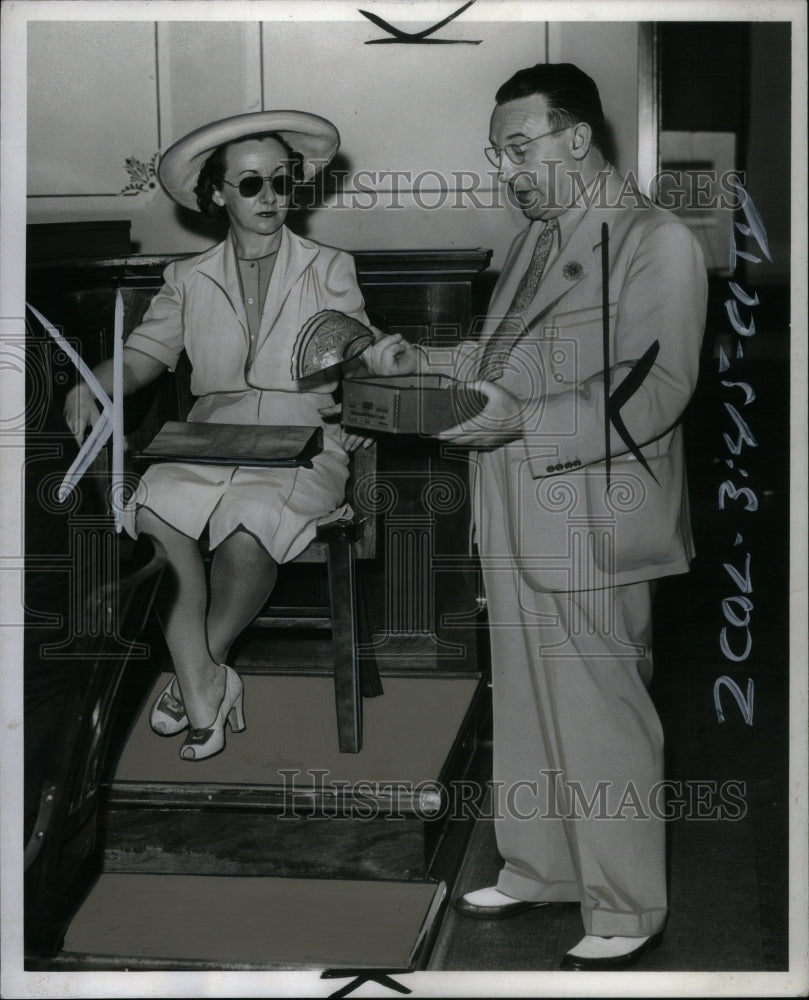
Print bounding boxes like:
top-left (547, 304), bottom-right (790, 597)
top-left (123, 450), bottom-right (350, 563)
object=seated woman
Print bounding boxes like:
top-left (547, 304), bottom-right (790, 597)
top-left (63, 111), bottom-right (372, 762)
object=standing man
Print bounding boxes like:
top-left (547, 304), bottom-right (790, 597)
top-left (363, 62), bottom-right (707, 970)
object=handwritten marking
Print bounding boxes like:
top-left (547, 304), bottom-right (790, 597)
top-left (359, 1), bottom-right (481, 44)
top-left (724, 551), bottom-right (752, 593)
top-left (714, 181), bottom-right (769, 726)
top-left (714, 676), bottom-right (755, 724)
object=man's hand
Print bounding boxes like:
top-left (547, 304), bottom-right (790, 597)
top-left (437, 379), bottom-right (525, 448)
top-left (318, 402), bottom-right (374, 452)
top-left (360, 333), bottom-right (423, 377)
top-left (63, 383), bottom-right (100, 446)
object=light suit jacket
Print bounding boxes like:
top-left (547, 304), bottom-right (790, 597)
top-left (450, 168), bottom-right (708, 591)
top-left (125, 226), bottom-right (368, 435)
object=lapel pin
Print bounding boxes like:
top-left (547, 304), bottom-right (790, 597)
top-left (562, 261), bottom-right (584, 281)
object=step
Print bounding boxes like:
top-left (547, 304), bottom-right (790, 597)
top-left (57, 872), bottom-right (446, 971)
top-left (103, 672), bottom-right (488, 881)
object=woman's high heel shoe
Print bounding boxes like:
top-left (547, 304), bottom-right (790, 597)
top-left (179, 664), bottom-right (245, 762)
top-left (149, 675), bottom-right (188, 736)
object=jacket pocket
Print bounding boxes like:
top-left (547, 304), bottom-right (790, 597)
top-left (583, 450), bottom-right (687, 576)
top-left (544, 301), bottom-right (619, 383)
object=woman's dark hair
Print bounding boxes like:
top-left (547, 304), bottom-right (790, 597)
top-left (194, 131), bottom-right (306, 220)
top-left (495, 63), bottom-right (606, 153)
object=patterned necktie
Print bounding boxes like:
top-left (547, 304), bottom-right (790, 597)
top-left (478, 217), bottom-right (559, 380)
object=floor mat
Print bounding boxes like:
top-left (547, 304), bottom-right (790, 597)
top-left (63, 873), bottom-right (443, 968)
top-left (113, 674), bottom-right (479, 787)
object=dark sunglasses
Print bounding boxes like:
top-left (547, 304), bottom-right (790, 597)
top-left (223, 173), bottom-right (296, 199)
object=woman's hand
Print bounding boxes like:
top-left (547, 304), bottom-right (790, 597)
top-left (340, 429), bottom-right (375, 452)
top-left (318, 402), bottom-right (374, 452)
top-left (361, 333), bottom-right (423, 377)
top-left (61, 349), bottom-right (166, 447)
top-left (63, 383), bottom-right (100, 446)
top-left (436, 380), bottom-right (525, 448)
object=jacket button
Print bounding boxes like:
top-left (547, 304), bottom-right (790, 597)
top-left (564, 462), bottom-right (572, 469)
top-left (546, 465), bottom-right (555, 473)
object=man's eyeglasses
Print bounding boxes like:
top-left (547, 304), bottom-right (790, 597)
top-left (223, 173), bottom-right (296, 199)
top-left (485, 125), bottom-right (573, 167)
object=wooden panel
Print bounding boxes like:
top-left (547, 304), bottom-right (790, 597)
top-left (27, 22), bottom-right (159, 196)
top-left (103, 807), bottom-right (427, 881)
top-left (26, 221), bottom-right (133, 261)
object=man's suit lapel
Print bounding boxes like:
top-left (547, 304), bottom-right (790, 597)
top-left (524, 169), bottom-right (633, 329)
top-left (481, 169), bottom-right (626, 347)
top-left (479, 211), bottom-right (595, 355)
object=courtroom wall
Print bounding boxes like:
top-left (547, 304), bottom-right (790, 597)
top-left (26, 17), bottom-right (644, 269)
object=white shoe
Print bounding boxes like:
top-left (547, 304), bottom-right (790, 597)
top-left (454, 886), bottom-right (546, 919)
top-left (179, 665), bottom-right (245, 762)
top-left (561, 932), bottom-right (664, 970)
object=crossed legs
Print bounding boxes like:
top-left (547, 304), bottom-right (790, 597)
top-left (207, 527), bottom-right (278, 663)
top-left (137, 508), bottom-right (277, 729)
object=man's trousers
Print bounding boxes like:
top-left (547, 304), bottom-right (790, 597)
top-left (480, 554), bottom-right (668, 938)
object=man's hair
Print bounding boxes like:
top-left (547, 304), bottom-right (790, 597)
top-left (194, 132), bottom-right (305, 221)
top-left (495, 63), bottom-right (606, 153)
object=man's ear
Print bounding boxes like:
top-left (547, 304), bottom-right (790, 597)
top-left (212, 189), bottom-right (226, 207)
top-left (570, 123), bottom-right (593, 161)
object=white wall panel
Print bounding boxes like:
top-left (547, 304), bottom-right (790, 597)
top-left (548, 21), bottom-right (642, 178)
top-left (157, 22), bottom-right (262, 150)
top-left (259, 19), bottom-right (548, 190)
top-left (27, 22), bottom-right (159, 196)
top-left (298, 195), bottom-right (526, 273)
top-left (26, 18), bottom-right (648, 261)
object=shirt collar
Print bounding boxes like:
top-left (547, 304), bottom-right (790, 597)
top-left (541, 166), bottom-right (613, 249)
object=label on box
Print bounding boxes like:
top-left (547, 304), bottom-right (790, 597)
top-left (342, 376), bottom-right (485, 435)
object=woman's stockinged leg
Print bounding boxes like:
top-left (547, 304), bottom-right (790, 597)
top-left (207, 528), bottom-right (278, 664)
top-left (136, 507), bottom-right (224, 729)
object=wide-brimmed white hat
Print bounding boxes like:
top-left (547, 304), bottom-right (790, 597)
top-left (158, 110), bottom-right (340, 211)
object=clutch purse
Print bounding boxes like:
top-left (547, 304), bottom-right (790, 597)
top-left (135, 422), bottom-right (324, 469)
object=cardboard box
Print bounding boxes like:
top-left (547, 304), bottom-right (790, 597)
top-left (342, 375), bottom-right (486, 435)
